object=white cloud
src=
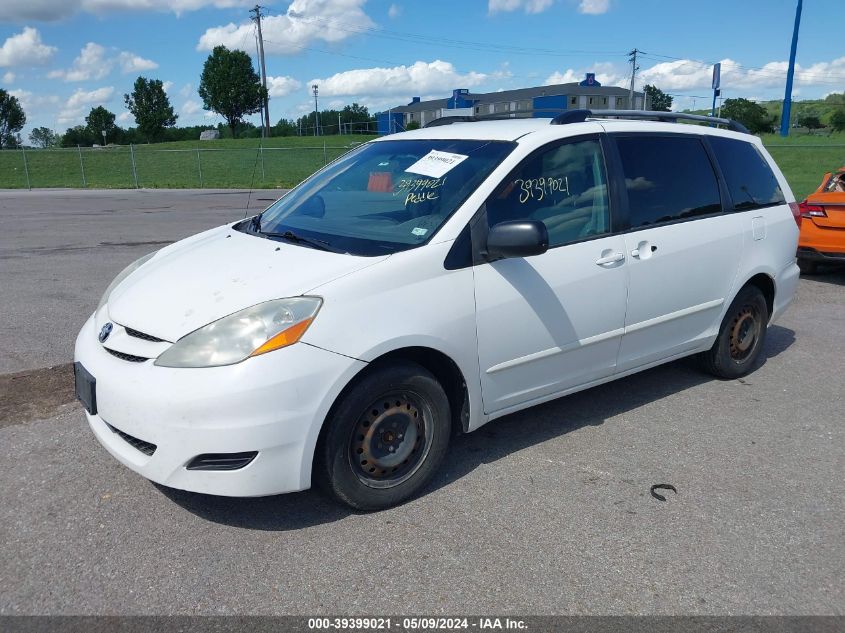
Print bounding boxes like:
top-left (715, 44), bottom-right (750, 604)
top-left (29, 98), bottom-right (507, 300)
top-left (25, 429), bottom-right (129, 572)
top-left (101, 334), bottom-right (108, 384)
top-left (118, 51), bottom-right (158, 73)
top-left (9, 89), bottom-right (60, 113)
top-left (0, 0), bottom-right (252, 22)
top-left (545, 62), bottom-right (627, 88)
top-left (179, 83), bottom-right (194, 98)
top-left (266, 75), bottom-right (302, 97)
top-left (67, 86), bottom-right (114, 108)
top-left (181, 100), bottom-right (202, 115)
top-left (638, 56), bottom-right (845, 92)
top-left (117, 111), bottom-right (133, 123)
top-left (0, 28), bottom-right (57, 67)
top-left (310, 60), bottom-right (487, 99)
top-left (542, 55), bottom-right (845, 99)
top-left (48, 42), bottom-right (111, 81)
top-left (578, 0), bottom-right (609, 14)
top-left (58, 86), bottom-right (115, 125)
top-left (198, 0), bottom-right (375, 55)
top-left (488, 0), bottom-right (553, 14)
top-left (2, 72), bottom-right (14, 83)
top-left (162, 80), bottom-right (174, 94)
top-left (50, 43), bottom-right (158, 81)
top-left (388, 3), bottom-right (401, 18)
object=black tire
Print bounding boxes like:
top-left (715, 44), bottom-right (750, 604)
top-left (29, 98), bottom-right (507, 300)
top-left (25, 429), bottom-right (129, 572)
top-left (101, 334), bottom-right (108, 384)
top-left (699, 285), bottom-right (769, 379)
top-left (314, 361), bottom-right (451, 511)
top-left (797, 258), bottom-right (819, 275)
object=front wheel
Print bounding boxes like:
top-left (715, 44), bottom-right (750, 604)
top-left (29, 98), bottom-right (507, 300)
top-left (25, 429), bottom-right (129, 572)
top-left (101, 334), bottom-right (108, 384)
top-left (699, 285), bottom-right (769, 379)
top-left (315, 361), bottom-right (451, 511)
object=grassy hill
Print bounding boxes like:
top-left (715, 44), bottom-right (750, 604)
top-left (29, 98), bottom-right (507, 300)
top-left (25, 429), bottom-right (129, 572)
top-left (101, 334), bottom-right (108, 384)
top-left (0, 135), bottom-right (377, 190)
top-left (1, 130), bottom-right (843, 199)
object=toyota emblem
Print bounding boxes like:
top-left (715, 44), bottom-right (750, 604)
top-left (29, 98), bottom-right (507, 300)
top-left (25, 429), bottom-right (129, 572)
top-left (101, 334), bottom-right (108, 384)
top-left (98, 322), bottom-right (113, 343)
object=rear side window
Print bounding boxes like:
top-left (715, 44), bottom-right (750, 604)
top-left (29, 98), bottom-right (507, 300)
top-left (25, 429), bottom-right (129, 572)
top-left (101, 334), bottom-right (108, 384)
top-left (709, 137), bottom-right (786, 210)
top-left (615, 135), bottom-right (722, 228)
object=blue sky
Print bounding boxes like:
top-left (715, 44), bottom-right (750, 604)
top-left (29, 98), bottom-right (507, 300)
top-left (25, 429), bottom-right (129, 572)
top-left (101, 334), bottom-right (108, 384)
top-left (1, 0), bottom-right (843, 138)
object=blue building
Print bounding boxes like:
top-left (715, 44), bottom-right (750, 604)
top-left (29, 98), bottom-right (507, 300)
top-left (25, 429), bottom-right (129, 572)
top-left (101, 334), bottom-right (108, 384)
top-left (378, 74), bottom-right (647, 133)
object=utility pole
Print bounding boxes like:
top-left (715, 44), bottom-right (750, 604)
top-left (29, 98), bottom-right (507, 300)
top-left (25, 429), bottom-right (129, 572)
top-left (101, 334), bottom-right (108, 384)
top-left (250, 5), bottom-right (271, 137)
top-left (628, 48), bottom-right (639, 109)
top-left (780, 0), bottom-right (803, 137)
top-left (312, 84), bottom-right (320, 136)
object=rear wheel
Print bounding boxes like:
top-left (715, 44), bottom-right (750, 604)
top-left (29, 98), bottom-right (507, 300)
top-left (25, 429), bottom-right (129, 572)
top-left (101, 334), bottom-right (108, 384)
top-left (797, 258), bottom-right (819, 275)
top-left (699, 285), bottom-right (768, 379)
top-left (315, 361), bottom-right (451, 511)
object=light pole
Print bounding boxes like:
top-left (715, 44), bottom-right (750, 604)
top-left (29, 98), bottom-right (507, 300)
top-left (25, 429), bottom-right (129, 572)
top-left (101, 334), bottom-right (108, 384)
top-left (780, 0), bottom-right (803, 137)
top-left (312, 84), bottom-right (320, 137)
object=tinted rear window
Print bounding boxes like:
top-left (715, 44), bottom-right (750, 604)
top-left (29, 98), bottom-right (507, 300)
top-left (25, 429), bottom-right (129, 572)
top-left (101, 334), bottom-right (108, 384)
top-left (709, 137), bottom-right (785, 210)
top-left (616, 135), bottom-right (722, 228)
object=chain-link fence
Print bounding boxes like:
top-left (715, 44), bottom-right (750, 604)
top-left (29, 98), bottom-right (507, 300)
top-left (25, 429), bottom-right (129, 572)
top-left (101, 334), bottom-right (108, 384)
top-left (0, 142), bottom-right (359, 190)
top-left (2, 140), bottom-right (844, 199)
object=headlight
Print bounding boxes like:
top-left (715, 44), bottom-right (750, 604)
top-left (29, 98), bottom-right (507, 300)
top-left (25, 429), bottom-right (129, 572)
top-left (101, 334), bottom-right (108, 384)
top-left (154, 297), bottom-right (322, 368)
top-left (97, 252), bottom-right (157, 311)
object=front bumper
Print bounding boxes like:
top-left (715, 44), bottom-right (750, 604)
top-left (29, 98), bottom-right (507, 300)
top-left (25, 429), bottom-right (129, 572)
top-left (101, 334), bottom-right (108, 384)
top-left (74, 312), bottom-right (366, 497)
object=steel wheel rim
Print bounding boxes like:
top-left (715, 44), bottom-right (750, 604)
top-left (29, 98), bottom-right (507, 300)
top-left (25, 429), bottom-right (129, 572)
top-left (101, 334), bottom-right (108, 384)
top-left (348, 390), bottom-right (433, 489)
top-left (729, 304), bottom-right (761, 362)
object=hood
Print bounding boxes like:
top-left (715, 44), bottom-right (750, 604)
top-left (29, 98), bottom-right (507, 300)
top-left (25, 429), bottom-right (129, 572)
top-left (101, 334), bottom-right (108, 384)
top-left (107, 225), bottom-right (388, 341)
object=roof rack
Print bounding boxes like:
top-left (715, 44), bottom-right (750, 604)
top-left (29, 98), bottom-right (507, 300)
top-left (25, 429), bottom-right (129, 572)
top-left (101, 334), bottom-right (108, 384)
top-left (423, 108), bottom-right (567, 128)
top-left (550, 108), bottom-right (750, 134)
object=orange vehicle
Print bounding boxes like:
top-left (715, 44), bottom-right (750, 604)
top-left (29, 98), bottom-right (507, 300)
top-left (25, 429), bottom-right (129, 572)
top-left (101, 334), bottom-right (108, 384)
top-left (797, 167), bottom-right (845, 274)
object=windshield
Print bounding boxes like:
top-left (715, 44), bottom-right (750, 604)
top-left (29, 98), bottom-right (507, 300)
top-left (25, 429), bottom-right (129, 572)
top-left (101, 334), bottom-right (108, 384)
top-left (248, 139), bottom-right (515, 256)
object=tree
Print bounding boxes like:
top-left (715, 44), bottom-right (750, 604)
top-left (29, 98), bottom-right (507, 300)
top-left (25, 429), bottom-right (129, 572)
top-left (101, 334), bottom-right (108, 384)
top-left (29, 126), bottom-right (58, 148)
top-left (830, 109), bottom-right (845, 133)
top-left (404, 120), bottom-right (420, 131)
top-left (644, 84), bottom-right (672, 112)
top-left (199, 46), bottom-right (266, 139)
top-left (124, 77), bottom-right (177, 142)
top-left (85, 106), bottom-right (117, 143)
top-left (0, 88), bottom-right (26, 148)
top-left (798, 114), bottom-right (822, 131)
top-left (60, 125), bottom-right (95, 147)
top-left (720, 98), bottom-right (776, 135)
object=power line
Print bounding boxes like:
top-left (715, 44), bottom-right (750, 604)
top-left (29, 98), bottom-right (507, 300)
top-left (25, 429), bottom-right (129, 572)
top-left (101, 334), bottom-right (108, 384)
top-left (261, 10), bottom-right (629, 59)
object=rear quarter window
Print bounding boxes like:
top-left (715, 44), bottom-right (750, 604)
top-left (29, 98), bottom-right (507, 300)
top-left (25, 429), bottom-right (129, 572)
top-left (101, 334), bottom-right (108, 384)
top-left (708, 136), bottom-right (786, 210)
top-left (615, 135), bottom-right (722, 229)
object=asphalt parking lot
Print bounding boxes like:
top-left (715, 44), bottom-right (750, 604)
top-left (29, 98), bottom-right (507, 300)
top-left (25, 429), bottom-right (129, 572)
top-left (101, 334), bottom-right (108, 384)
top-left (0, 189), bottom-right (842, 615)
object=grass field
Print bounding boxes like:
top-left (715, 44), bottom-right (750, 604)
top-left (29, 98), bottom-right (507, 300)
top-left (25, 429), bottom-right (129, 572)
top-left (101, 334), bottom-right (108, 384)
top-left (2, 132), bottom-right (844, 199)
top-left (0, 135), bottom-right (375, 190)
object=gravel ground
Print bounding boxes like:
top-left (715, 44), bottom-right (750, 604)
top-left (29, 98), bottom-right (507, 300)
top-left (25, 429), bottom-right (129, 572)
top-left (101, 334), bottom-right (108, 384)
top-left (0, 189), bottom-right (842, 615)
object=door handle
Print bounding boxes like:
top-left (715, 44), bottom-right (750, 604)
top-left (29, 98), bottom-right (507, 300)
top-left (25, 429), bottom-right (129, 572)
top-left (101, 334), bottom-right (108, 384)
top-left (595, 252), bottom-right (625, 266)
top-left (631, 243), bottom-right (658, 259)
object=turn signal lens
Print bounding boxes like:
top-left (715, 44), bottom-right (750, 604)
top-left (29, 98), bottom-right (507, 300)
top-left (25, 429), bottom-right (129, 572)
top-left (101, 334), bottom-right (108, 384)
top-left (250, 317), bottom-right (315, 357)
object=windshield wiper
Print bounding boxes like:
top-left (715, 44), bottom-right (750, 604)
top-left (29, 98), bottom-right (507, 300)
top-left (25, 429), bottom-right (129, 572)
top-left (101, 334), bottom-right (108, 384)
top-left (260, 229), bottom-right (344, 253)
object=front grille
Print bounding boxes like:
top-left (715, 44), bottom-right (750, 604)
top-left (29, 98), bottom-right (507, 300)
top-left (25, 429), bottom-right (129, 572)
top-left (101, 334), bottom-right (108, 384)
top-left (104, 421), bottom-right (157, 456)
top-left (124, 326), bottom-right (165, 343)
top-left (105, 348), bottom-right (149, 363)
top-left (186, 452), bottom-right (258, 471)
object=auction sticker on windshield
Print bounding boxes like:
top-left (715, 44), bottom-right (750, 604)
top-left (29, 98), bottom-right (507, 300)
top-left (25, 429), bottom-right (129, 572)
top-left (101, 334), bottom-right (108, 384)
top-left (406, 150), bottom-right (469, 178)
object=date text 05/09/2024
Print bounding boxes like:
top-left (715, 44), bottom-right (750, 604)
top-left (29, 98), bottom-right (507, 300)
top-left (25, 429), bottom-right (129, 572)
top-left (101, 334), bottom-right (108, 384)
top-left (307, 617), bottom-right (528, 630)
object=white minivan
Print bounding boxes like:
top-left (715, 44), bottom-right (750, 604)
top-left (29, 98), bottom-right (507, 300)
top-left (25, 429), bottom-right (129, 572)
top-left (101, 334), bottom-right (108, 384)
top-left (74, 111), bottom-right (801, 510)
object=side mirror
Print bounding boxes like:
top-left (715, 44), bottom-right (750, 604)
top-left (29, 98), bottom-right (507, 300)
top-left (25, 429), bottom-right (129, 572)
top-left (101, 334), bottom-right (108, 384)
top-left (485, 220), bottom-right (549, 260)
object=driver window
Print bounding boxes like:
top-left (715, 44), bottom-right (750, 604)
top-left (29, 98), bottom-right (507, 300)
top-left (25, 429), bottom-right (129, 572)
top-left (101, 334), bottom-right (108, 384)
top-left (486, 139), bottom-right (610, 247)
